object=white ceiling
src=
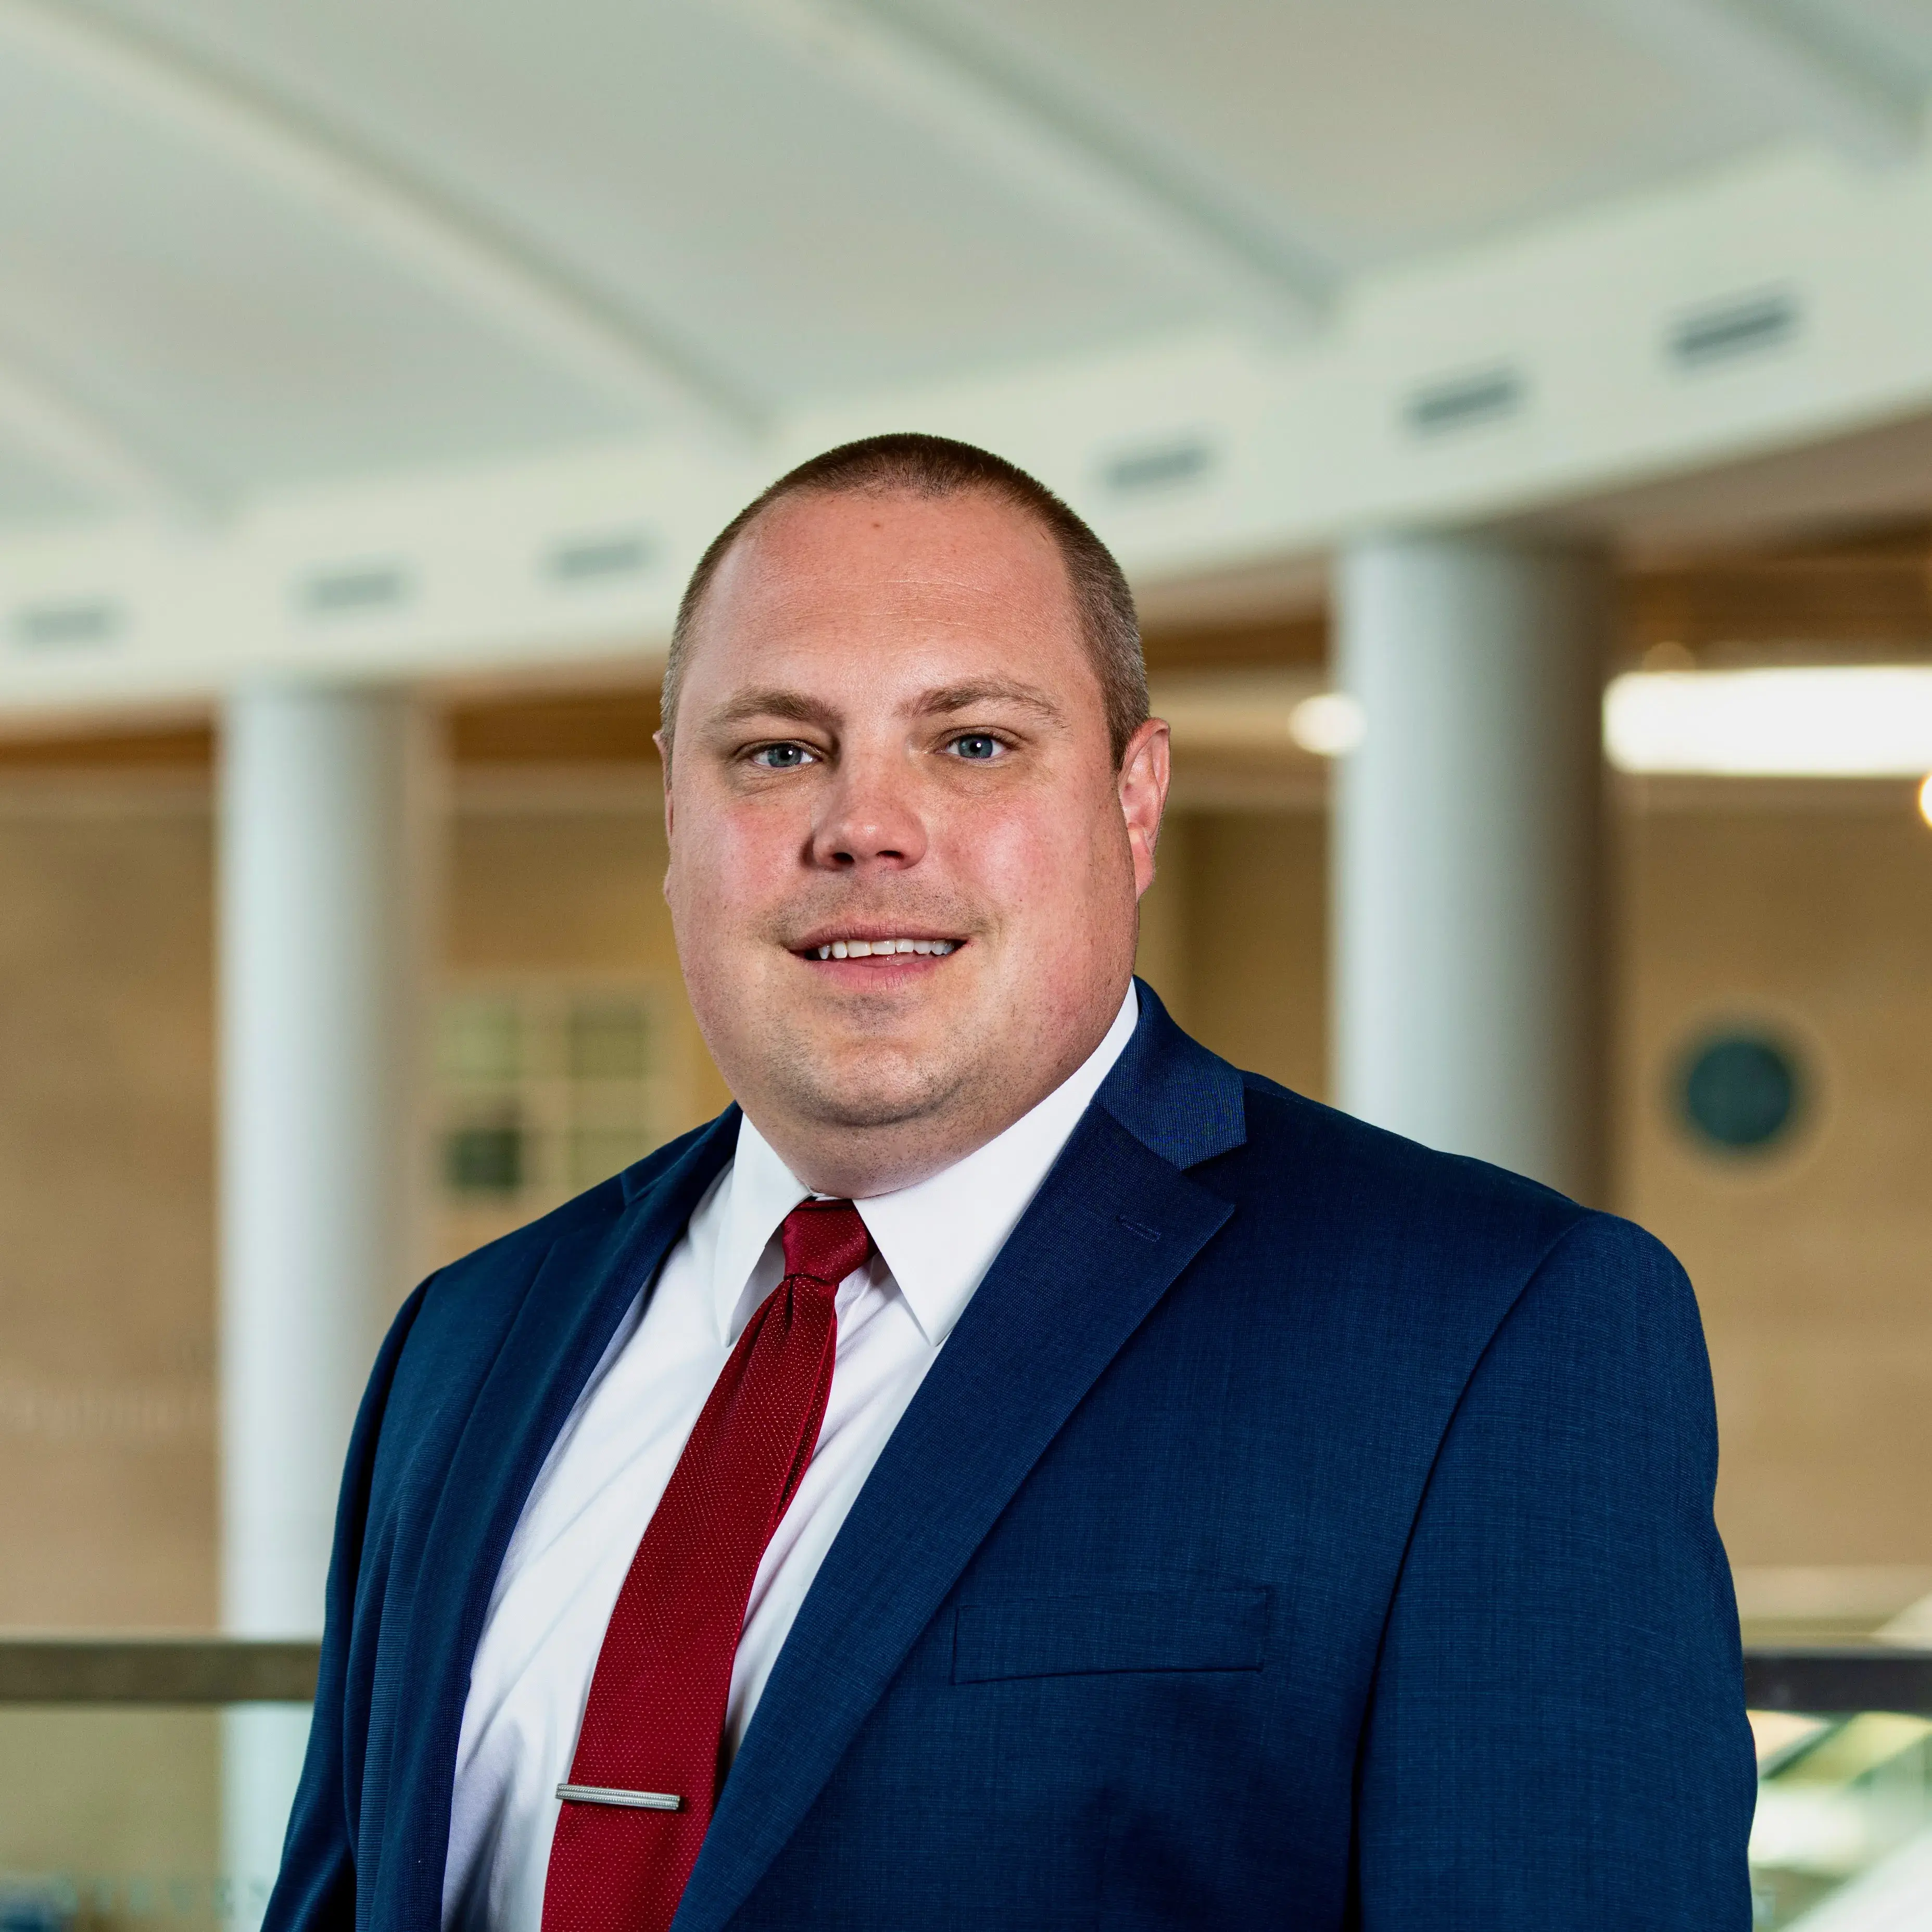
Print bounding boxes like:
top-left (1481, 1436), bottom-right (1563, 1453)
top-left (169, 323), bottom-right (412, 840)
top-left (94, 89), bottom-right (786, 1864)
top-left (5, 0), bottom-right (1931, 533)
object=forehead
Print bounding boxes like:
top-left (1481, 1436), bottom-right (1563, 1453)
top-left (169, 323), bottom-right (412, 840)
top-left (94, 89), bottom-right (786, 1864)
top-left (682, 487), bottom-right (1093, 697)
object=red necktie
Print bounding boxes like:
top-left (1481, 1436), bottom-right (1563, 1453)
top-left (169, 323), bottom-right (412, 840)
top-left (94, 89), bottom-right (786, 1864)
top-left (540, 1198), bottom-right (873, 1932)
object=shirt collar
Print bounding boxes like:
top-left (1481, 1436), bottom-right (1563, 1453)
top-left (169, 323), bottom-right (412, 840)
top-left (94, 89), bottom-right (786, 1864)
top-left (709, 984), bottom-right (1140, 1347)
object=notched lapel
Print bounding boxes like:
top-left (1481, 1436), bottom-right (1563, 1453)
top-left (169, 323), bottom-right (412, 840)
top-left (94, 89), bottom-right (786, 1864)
top-left (1099, 978), bottom-right (1246, 1170)
top-left (673, 1106), bottom-right (1236, 1932)
top-left (385, 1113), bottom-right (738, 1932)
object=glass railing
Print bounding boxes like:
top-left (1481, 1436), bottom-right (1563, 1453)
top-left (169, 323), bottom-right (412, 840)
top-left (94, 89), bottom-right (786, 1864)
top-left (0, 1639), bottom-right (317, 1932)
top-left (1, 1639), bottom-right (1926, 1928)
top-left (1746, 1649), bottom-right (1932, 1927)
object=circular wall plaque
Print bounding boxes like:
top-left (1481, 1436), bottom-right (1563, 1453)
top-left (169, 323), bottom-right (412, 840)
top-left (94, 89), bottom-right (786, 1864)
top-left (1677, 1031), bottom-right (1803, 1153)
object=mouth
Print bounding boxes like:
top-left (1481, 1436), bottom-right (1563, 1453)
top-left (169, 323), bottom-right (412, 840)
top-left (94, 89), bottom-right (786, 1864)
top-left (792, 932), bottom-right (964, 963)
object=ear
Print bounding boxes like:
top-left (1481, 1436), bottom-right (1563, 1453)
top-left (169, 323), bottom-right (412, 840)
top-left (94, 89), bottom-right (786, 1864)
top-left (1117, 716), bottom-right (1171, 900)
top-left (654, 730), bottom-right (674, 840)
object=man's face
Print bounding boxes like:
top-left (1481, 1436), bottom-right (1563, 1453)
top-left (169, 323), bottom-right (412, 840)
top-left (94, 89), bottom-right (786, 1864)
top-left (661, 487), bottom-right (1168, 1196)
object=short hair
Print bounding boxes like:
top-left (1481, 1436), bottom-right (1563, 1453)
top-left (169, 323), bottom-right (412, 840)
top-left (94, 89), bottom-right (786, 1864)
top-left (661, 432), bottom-right (1147, 765)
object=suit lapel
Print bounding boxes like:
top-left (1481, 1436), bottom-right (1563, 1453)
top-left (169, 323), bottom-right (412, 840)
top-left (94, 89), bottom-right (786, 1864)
top-left (672, 1090), bottom-right (1238, 1932)
top-left (386, 1112), bottom-right (738, 1931)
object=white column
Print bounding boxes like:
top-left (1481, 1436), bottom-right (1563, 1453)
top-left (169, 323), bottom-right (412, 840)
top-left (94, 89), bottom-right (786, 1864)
top-left (218, 685), bottom-right (428, 1918)
top-left (1333, 533), bottom-right (1607, 1201)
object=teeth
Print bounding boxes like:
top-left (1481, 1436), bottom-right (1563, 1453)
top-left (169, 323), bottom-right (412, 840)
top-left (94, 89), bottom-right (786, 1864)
top-left (811, 937), bottom-right (958, 958)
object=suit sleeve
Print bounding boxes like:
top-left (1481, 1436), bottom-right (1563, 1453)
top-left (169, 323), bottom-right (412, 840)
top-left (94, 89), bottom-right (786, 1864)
top-left (1354, 1212), bottom-right (1758, 1929)
top-left (263, 1275), bottom-right (435, 1932)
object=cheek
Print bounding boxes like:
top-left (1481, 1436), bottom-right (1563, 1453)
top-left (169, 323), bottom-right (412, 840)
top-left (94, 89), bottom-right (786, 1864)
top-left (667, 796), bottom-right (798, 927)
top-left (951, 792), bottom-right (1128, 930)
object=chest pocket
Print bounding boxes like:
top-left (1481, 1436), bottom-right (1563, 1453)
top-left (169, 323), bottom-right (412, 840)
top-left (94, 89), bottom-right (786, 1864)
top-left (951, 1586), bottom-right (1271, 1684)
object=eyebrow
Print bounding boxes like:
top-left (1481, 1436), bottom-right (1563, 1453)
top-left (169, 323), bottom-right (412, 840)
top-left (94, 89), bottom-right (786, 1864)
top-left (702, 677), bottom-right (1065, 735)
top-left (704, 688), bottom-right (842, 733)
top-left (915, 678), bottom-right (1065, 724)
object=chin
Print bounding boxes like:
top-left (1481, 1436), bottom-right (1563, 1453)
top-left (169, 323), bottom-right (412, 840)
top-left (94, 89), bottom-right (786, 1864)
top-left (782, 1045), bottom-right (971, 1135)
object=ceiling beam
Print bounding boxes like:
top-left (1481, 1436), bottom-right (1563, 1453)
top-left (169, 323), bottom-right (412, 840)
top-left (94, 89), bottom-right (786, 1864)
top-left (1571, 0), bottom-right (1921, 165)
top-left (0, 348), bottom-right (206, 519)
top-left (719, 0), bottom-right (1334, 335)
top-left (0, 0), bottom-right (760, 437)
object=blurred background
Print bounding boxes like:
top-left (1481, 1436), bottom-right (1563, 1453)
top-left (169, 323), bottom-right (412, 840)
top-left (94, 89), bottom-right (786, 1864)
top-left (3, 0), bottom-right (1932, 1925)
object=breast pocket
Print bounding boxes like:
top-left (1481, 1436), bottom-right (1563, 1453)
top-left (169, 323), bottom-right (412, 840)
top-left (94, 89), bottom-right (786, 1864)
top-left (950, 1585), bottom-right (1271, 1685)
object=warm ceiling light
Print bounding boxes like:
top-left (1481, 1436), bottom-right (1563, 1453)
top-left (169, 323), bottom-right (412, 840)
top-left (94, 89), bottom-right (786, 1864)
top-left (1919, 774), bottom-right (1932, 828)
top-left (1288, 691), bottom-right (1366, 756)
top-left (1605, 667), bottom-right (1932, 777)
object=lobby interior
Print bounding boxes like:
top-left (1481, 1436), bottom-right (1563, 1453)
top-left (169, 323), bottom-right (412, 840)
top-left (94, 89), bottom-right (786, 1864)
top-left (4, 1), bottom-right (1932, 1924)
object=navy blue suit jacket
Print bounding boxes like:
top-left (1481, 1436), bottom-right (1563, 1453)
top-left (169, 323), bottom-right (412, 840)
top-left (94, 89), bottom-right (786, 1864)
top-left (270, 984), bottom-right (1755, 1929)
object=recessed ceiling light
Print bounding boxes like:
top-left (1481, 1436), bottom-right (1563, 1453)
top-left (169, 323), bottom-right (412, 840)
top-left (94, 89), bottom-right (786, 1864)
top-left (299, 563), bottom-right (411, 617)
top-left (548, 532), bottom-right (655, 583)
top-left (10, 599), bottom-right (122, 649)
top-left (1101, 437), bottom-right (1215, 496)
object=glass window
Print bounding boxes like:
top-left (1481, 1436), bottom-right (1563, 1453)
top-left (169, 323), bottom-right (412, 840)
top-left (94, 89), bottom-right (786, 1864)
top-left (566, 997), bottom-right (650, 1080)
top-left (436, 981), bottom-right (672, 1250)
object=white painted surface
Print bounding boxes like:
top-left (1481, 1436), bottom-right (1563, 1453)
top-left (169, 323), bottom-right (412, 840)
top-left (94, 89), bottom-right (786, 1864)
top-left (714, 0), bottom-right (1330, 333)
top-left (1333, 534), bottom-right (1607, 1199)
top-left (0, 348), bottom-right (201, 518)
top-left (217, 685), bottom-right (430, 1916)
top-left (1569, 0), bottom-right (1921, 163)
top-left (218, 685), bottom-right (428, 1636)
top-left (7, 86), bottom-right (1932, 712)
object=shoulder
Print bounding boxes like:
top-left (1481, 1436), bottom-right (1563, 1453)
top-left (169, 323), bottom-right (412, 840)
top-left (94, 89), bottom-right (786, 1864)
top-left (1155, 1070), bottom-right (1716, 1559)
top-left (1188, 1068), bottom-right (1690, 1374)
top-left (1219, 1069), bottom-right (1588, 1262)
top-left (1112, 989), bottom-right (1601, 1285)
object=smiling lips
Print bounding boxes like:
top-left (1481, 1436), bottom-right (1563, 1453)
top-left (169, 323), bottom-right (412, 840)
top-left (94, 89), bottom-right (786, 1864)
top-left (804, 937), bottom-right (960, 960)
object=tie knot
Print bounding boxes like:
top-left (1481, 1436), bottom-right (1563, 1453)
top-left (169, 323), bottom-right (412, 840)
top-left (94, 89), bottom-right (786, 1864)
top-left (780, 1198), bottom-right (872, 1290)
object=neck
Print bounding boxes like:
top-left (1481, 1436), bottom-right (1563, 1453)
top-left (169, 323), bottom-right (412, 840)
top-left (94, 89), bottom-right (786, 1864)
top-left (753, 1093), bottom-right (1056, 1201)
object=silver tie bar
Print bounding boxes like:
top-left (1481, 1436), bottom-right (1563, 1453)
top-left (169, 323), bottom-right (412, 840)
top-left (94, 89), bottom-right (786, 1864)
top-left (555, 1783), bottom-right (682, 1812)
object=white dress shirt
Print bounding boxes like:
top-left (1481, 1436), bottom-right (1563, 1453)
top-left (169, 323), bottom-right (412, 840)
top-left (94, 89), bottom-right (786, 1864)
top-left (441, 986), bottom-right (1139, 1932)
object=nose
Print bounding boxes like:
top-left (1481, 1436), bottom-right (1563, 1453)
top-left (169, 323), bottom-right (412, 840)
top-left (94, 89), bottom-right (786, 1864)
top-left (808, 746), bottom-right (928, 872)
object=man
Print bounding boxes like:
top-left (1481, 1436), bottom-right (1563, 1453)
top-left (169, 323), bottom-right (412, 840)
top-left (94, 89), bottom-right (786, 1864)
top-left (270, 434), bottom-right (1756, 1931)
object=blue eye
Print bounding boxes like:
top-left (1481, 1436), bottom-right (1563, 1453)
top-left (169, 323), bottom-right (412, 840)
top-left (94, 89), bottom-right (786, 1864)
top-left (950, 734), bottom-right (1001, 761)
top-left (751, 742), bottom-right (815, 768)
